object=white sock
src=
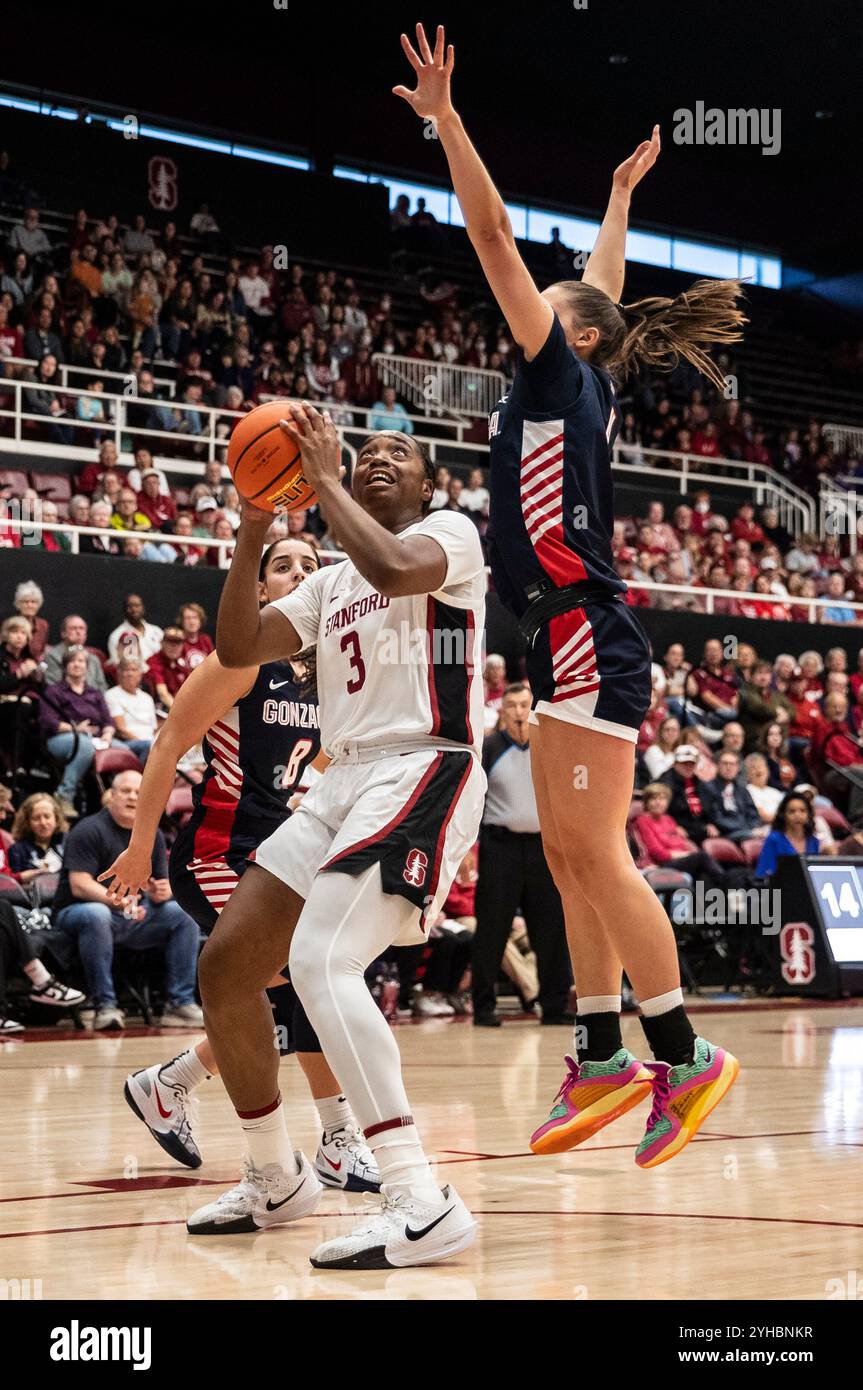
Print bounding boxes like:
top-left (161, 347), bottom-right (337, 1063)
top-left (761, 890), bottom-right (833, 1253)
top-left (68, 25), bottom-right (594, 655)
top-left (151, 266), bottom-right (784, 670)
top-left (372, 1124), bottom-right (442, 1204)
top-left (640, 987), bottom-right (684, 1017)
top-left (23, 959), bottom-right (52, 989)
top-left (159, 1048), bottom-right (211, 1092)
top-left (316, 1093), bottom-right (353, 1137)
top-left (238, 1098), bottom-right (299, 1175)
top-left (576, 994), bottom-right (621, 1013)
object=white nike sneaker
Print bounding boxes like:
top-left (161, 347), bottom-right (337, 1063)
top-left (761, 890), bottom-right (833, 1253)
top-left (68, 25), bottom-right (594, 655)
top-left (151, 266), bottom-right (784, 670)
top-left (314, 1121), bottom-right (381, 1193)
top-left (29, 977), bottom-right (86, 1008)
top-left (310, 1183), bottom-right (476, 1270)
top-left (124, 1062), bottom-right (202, 1169)
top-left (187, 1153), bottom-right (322, 1235)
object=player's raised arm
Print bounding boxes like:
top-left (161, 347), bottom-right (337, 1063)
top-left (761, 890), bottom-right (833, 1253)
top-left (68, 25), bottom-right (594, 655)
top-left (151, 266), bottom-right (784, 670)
top-left (582, 126), bottom-right (661, 303)
top-left (394, 22), bottom-right (552, 360)
top-left (216, 501), bottom-right (303, 667)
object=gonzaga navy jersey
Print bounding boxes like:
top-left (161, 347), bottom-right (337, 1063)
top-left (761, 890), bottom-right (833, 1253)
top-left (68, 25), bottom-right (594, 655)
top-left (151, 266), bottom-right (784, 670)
top-left (486, 311), bottom-right (624, 619)
top-left (194, 660), bottom-right (320, 841)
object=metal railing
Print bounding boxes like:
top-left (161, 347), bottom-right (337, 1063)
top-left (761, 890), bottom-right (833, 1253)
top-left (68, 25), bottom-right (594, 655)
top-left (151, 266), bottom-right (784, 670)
top-left (824, 422), bottom-right (863, 458)
top-left (0, 365), bottom-right (816, 535)
top-left (3, 514), bottom-right (860, 627)
top-left (372, 352), bottom-right (506, 423)
top-left (2, 355), bottom-right (177, 397)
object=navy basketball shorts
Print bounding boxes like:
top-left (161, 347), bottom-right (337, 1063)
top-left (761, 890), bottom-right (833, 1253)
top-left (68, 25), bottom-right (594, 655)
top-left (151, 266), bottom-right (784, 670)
top-left (526, 597), bottom-right (652, 743)
top-left (168, 822), bottom-right (320, 1055)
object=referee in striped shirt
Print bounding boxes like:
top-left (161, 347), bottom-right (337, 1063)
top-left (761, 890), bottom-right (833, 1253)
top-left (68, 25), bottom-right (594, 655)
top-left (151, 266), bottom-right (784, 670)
top-left (472, 684), bottom-right (572, 1027)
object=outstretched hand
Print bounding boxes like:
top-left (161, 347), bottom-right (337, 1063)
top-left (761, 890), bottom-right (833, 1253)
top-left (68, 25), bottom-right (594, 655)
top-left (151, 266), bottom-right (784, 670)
top-left (612, 125), bottom-right (661, 195)
top-left (279, 403), bottom-right (342, 494)
top-left (393, 22), bottom-right (455, 126)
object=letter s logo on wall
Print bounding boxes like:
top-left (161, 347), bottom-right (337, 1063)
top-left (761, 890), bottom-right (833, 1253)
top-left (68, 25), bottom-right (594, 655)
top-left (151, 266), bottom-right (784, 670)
top-left (148, 156), bottom-right (178, 212)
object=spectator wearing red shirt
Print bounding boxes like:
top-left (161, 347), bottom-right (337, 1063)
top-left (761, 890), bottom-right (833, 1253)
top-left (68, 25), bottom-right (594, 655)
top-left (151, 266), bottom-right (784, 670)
top-left (136, 469), bottom-right (177, 529)
top-left (690, 491), bottom-right (720, 536)
top-left (691, 422), bottom-right (721, 458)
top-left (0, 302), bottom-right (23, 360)
top-left (177, 603), bottom-right (214, 670)
top-left (340, 345), bottom-right (379, 409)
top-left (686, 638), bottom-right (739, 726)
top-left (635, 784), bottom-right (726, 887)
top-left (146, 628), bottom-right (190, 710)
top-left (814, 692), bottom-right (863, 817)
top-left (617, 548), bottom-right (650, 607)
top-left (744, 428), bottom-right (772, 468)
top-left (849, 649), bottom-right (863, 702)
top-left (78, 441), bottom-right (125, 496)
top-left (730, 502), bottom-right (765, 548)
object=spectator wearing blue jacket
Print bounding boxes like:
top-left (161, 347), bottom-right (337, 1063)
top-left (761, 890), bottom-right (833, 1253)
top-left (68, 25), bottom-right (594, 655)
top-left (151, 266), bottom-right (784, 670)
top-left (755, 792), bottom-right (820, 877)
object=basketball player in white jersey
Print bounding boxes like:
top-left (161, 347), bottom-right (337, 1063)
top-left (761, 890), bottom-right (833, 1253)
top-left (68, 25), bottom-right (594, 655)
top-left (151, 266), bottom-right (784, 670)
top-left (188, 402), bottom-right (486, 1269)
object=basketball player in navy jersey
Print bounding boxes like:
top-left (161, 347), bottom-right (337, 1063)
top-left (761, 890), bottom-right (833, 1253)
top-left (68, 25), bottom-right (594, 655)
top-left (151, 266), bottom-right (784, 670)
top-left (395, 23), bottom-right (742, 1166)
top-left (100, 537), bottom-right (380, 1196)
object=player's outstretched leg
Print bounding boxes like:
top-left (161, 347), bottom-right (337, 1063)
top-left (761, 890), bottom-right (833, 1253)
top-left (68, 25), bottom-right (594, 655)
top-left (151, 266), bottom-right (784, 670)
top-left (530, 717), bottom-right (738, 1163)
top-left (290, 866), bottom-right (476, 1270)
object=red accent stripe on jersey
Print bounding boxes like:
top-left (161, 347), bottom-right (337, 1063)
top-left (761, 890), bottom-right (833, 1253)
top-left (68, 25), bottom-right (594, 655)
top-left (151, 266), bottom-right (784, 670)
top-left (364, 1114), bottom-right (415, 1140)
top-left (421, 755), bottom-right (474, 929)
top-left (521, 432), bottom-right (563, 471)
top-left (426, 597), bottom-right (440, 737)
top-left (320, 753), bottom-right (444, 872)
top-left (236, 1094), bottom-right (282, 1121)
top-left (212, 719), bottom-right (240, 748)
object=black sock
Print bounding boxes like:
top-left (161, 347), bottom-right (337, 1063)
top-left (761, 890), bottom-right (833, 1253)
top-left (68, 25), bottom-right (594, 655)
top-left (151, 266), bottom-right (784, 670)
top-left (576, 1011), bottom-right (623, 1062)
top-left (640, 1005), bottom-right (696, 1066)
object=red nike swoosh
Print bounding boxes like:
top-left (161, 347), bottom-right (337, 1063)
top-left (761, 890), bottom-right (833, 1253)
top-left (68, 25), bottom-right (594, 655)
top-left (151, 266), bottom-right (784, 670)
top-left (155, 1086), bottom-right (173, 1120)
top-left (322, 1154), bottom-right (342, 1172)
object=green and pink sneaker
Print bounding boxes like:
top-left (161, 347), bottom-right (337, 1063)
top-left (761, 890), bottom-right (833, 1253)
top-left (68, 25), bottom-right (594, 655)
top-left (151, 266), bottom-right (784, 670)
top-left (635, 1036), bottom-right (739, 1169)
top-left (530, 1048), bottom-right (653, 1155)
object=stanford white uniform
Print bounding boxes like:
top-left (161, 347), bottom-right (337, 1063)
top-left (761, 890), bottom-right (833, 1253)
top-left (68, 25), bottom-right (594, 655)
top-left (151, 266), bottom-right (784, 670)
top-left (253, 509), bottom-right (486, 941)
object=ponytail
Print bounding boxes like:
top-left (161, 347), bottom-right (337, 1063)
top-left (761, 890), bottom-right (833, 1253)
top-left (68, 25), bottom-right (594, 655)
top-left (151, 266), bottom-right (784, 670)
top-left (548, 277), bottom-right (747, 391)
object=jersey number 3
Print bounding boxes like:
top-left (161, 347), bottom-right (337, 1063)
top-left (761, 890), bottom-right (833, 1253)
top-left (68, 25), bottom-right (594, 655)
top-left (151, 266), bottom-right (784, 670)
top-left (340, 631), bottom-right (366, 693)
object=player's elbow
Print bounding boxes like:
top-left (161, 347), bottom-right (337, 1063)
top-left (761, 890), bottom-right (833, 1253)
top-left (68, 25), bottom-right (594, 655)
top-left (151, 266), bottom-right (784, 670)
top-left (470, 222), bottom-right (513, 251)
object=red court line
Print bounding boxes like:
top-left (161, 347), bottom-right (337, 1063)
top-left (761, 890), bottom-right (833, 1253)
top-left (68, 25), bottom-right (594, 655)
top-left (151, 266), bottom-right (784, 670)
top-left (3, 1207), bottom-right (861, 1242)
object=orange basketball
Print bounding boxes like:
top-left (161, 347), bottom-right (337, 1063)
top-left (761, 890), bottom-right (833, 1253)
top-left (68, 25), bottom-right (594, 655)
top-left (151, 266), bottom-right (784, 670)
top-left (227, 401), bottom-right (317, 513)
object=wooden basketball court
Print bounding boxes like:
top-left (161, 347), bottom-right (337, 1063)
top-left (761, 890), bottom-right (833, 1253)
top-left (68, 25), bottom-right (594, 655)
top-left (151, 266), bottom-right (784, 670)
top-left (2, 1001), bottom-right (861, 1301)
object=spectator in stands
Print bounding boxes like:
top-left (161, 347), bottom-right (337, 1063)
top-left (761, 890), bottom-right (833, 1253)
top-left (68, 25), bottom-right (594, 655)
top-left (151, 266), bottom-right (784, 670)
top-left (39, 647), bottom-right (117, 816)
top-left (755, 792), bottom-right (820, 877)
top-left (52, 769), bottom-right (202, 1031)
top-left (110, 486), bottom-right (152, 534)
top-left (136, 468), bottom-right (177, 529)
top-left (207, 514), bottom-right (235, 567)
top-left (324, 377), bottom-right (354, 427)
top-left (122, 214), bottom-right (155, 259)
top-left (821, 572), bottom-right (858, 625)
top-left (701, 751), bottom-right (765, 844)
top-left (102, 250), bottom-right (132, 309)
top-left (635, 784), bottom-right (728, 887)
top-left (8, 792), bottom-right (67, 882)
top-left (79, 498), bottom-right (119, 555)
top-left (738, 660), bottom-right (794, 752)
top-left (24, 306), bottom-right (64, 363)
top-left (146, 626), bottom-right (190, 710)
top-left (11, 580), bottom-right (49, 658)
top-left (341, 343), bottom-right (378, 408)
top-left (75, 377), bottom-right (108, 434)
top-left (23, 353), bottom-right (73, 444)
top-left (8, 207), bottom-right (51, 262)
top-left (756, 720), bottom-right (796, 790)
top-left (127, 269), bottom-right (160, 358)
top-left (105, 657), bottom-right (157, 761)
top-left (177, 603), bottom-right (213, 669)
top-left (107, 594), bottom-right (164, 666)
top-left (642, 500), bottom-right (678, 553)
top-left (127, 448), bottom-right (170, 497)
top-left (77, 440), bottom-right (122, 496)
top-left (730, 501), bottom-right (764, 547)
top-left (659, 744), bottom-right (718, 844)
top-left (718, 722), bottom-right (746, 760)
top-left (744, 752), bottom-right (783, 823)
top-left (0, 895), bottom-right (85, 1035)
top-left (189, 459), bottom-right (228, 509)
top-left (799, 649), bottom-right (826, 697)
top-left (460, 467), bottom-right (490, 519)
top-left (44, 616), bottom-right (107, 690)
top-left (642, 715), bottom-right (682, 779)
top-left (0, 614), bottom-right (43, 696)
top-left (367, 384), bottom-right (413, 435)
top-left (37, 500), bottom-right (73, 553)
top-left (785, 532), bottom-right (819, 575)
top-left (686, 638), bottom-right (739, 729)
top-left (430, 466), bottom-right (451, 510)
top-left (771, 653), bottom-right (798, 695)
top-left (121, 534), bottom-right (177, 564)
top-left (0, 300), bottom-right (24, 361)
top-left (482, 653), bottom-right (507, 732)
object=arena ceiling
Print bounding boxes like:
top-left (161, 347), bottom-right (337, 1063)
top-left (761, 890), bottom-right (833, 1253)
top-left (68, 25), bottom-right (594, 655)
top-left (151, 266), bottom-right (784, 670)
top-left (5, 0), bottom-right (860, 274)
